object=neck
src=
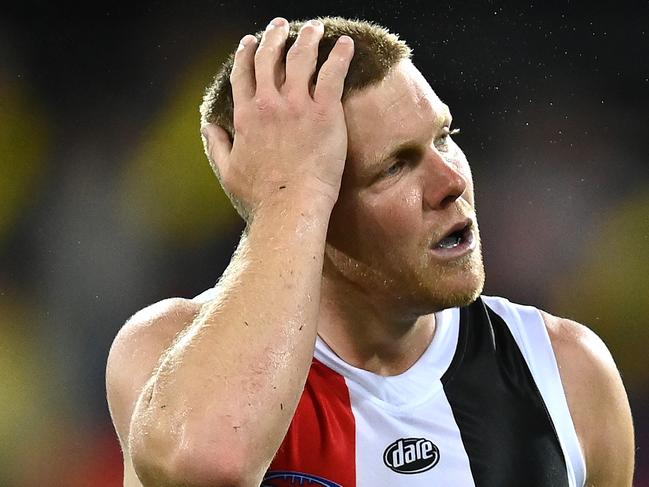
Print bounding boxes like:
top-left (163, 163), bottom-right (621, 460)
top-left (317, 266), bottom-right (436, 377)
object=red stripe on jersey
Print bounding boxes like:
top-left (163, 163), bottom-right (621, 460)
top-left (265, 358), bottom-right (356, 487)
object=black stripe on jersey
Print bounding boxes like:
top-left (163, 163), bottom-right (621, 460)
top-left (441, 298), bottom-right (569, 487)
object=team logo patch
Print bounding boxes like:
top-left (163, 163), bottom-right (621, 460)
top-left (383, 437), bottom-right (440, 474)
top-left (262, 471), bottom-right (342, 487)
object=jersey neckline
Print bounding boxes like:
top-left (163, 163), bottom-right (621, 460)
top-left (314, 306), bottom-right (460, 409)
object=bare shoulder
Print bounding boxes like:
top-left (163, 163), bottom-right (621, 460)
top-left (540, 311), bottom-right (635, 487)
top-left (106, 297), bottom-right (205, 446)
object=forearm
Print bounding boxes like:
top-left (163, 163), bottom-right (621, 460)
top-left (127, 13), bottom-right (355, 484)
top-left (130, 193), bottom-right (333, 485)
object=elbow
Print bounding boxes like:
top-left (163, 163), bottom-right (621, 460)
top-left (130, 431), bottom-right (261, 487)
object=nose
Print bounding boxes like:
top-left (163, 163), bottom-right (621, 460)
top-left (421, 149), bottom-right (467, 210)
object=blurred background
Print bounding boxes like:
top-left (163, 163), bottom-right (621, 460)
top-left (1, 1), bottom-right (647, 485)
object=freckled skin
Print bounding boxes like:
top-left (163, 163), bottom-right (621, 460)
top-left (324, 59), bottom-right (485, 319)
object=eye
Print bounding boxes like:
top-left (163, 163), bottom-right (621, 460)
top-left (382, 159), bottom-right (407, 178)
top-left (435, 127), bottom-right (460, 153)
top-left (374, 147), bottom-right (421, 183)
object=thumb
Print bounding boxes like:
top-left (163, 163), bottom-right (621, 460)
top-left (201, 123), bottom-right (233, 174)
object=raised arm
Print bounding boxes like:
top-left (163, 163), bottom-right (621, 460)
top-left (107, 18), bottom-right (354, 487)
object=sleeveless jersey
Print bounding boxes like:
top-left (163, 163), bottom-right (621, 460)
top-left (191, 289), bottom-right (586, 486)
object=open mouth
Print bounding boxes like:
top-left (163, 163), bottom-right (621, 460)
top-left (433, 220), bottom-right (473, 250)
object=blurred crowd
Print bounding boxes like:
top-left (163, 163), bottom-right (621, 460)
top-left (1, 2), bottom-right (647, 485)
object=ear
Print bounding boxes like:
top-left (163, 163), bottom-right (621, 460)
top-left (201, 123), bottom-right (232, 177)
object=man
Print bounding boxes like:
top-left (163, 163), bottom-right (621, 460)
top-left (106, 17), bottom-right (635, 486)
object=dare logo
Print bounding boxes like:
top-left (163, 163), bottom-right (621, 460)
top-left (383, 437), bottom-right (440, 474)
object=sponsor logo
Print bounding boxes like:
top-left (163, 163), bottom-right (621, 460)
top-left (262, 471), bottom-right (342, 487)
top-left (383, 437), bottom-right (440, 474)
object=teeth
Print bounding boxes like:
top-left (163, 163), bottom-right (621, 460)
top-left (437, 234), bottom-right (461, 249)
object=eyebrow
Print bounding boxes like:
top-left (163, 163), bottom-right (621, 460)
top-left (373, 142), bottom-right (421, 169)
top-left (366, 105), bottom-right (453, 171)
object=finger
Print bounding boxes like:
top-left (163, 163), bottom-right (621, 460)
top-left (254, 17), bottom-right (289, 95)
top-left (201, 123), bottom-right (232, 176)
top-left (230, 34), bottom-right (258, 104)
top-left (284, 19), bottom-right (324, 95)
top-left (313, 36), bottom-right (354, 104)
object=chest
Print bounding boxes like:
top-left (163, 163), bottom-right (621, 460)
top-left (263, 359), bottom-right (568, 487)
top-left (263, 298), bottom-right (582, 487)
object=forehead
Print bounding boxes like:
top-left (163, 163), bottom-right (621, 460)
top-left (344, 60), bottom-right (450, 170)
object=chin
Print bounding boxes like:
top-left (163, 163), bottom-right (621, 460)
top-left (418, 254), bottom-right (486, 313)
top-left (434, 281), bottom-right (483, 310)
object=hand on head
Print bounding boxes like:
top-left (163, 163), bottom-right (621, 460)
top-left (201, 18), bottom-right (355, 220)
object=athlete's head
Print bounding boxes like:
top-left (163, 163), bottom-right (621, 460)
top-left (201, 17), bottom-right (484, 313)
top-left (325, 58), bottom-right (484, 315)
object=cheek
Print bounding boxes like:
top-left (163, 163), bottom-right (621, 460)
top-left (362, 186), bottom-right (422, 240)
top-left (327, 185), bottom-right (423, 262)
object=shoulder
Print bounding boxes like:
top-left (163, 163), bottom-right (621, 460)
top-left (540, 311), bottom-right (635, 487)
top-left (106, 296), bottom-right (205, 447)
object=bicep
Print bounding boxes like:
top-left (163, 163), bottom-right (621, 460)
top-left (124, 453), bottom-right (145, 487)
top-left (581, 335), bottom-right (634, 486)
top-left (105, 298), bottom-right (200, 472)
top-left (106, 320), bottom-right (161, 448)
top-left (544, 312), bottom-right (635, 486)
top-left (106, 329), bottom-right (158, 487)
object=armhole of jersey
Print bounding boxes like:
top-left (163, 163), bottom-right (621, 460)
top-left (192, 286), bottom-right (219, 303)
top-left (482, 296), bottom-right (587, 487)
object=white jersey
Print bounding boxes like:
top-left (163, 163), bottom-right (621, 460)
top-left (195, 290), bottom-right (586, 486)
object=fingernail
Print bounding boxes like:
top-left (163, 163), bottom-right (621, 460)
top-left (240, 34), bottom-right (256, 46)
top-left (267, 17), bottom-right (286, 29)
top-left (338, 35), bottom-right (353, 44)
top-left (308, 19), bottom-right (322, 27)
top-left (238, 34), bottom-right (256, 51)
